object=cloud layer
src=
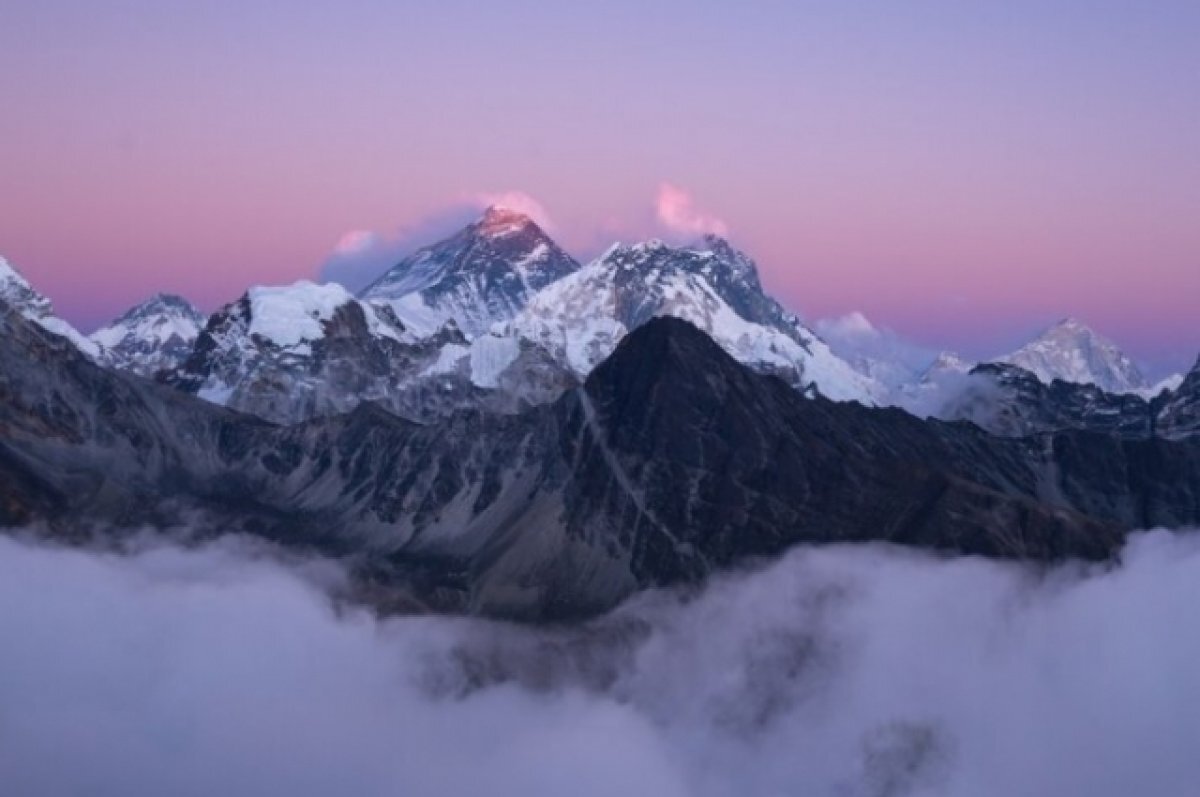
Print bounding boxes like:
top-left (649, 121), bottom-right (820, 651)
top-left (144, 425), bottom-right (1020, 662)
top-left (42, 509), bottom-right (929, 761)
top-left (4, 530), bottom-right (1200, 796)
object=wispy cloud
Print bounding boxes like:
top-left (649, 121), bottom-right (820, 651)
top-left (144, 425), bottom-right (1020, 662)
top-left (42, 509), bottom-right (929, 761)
top-left (472, 191), bottom-right (554, 231)
top-left (654, 183), bottom-right (728, 239)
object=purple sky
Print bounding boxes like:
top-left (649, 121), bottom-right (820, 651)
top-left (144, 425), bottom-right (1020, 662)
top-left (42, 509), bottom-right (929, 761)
top-left (1, 1), bottom-right (1197, 373)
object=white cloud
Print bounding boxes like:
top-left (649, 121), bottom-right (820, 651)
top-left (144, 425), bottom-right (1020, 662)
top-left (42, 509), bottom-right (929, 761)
top-left (815, 311), bottom-right (942, 390)
top-left (817, 311), bottom-right (880, 341)
top-left (655, 183), bottom-right (729, 239)
top-left (4, 529), bottom-right (1200, 796)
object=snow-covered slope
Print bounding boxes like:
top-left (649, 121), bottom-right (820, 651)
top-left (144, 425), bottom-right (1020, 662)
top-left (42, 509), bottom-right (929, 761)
top-left (91, 294), bottom-right (207, 376)
top-left (0, 256), bottom-right (100, 358)
top-left (360, 206), bottom-right (580, 338)
top-left (500, 237), bottom-right (883, 403)
top-left (170, 280), bottom-right (572, 423)
top-left (1140, 372), bottom-right (1184, 399)
top-left (999, 318), bottom-right (1146, 394)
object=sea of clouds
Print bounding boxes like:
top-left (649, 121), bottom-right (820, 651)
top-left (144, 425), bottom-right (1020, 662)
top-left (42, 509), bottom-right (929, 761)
top-left (2, 529), bottom-right (1200, 797)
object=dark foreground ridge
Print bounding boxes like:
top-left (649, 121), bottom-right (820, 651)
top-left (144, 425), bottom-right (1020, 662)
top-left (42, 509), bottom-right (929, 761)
top-left (2, 304), bottom-right (1199, 619)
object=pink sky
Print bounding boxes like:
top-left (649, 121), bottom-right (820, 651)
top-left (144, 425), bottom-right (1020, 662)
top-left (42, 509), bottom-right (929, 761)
top-left (1, 1), bottom-right (1197, 373)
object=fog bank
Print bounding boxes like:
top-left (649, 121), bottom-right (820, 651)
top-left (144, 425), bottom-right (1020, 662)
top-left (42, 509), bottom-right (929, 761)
top-left (2, 530), bottom-right (1199, 796)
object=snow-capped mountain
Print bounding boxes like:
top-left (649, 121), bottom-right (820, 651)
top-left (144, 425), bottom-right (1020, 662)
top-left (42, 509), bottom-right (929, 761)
top-left (999, 317), bottom-right (1146, 394)
top-left (90, 294), bottom-right (207, 376)
top-left (169, 280), bottom-right (573, 423)
top-left (0, 256), bottom-right (100, 358)
top-left (359, 206), bottom-right (580, 338)
top-left (498, 236), bottom-right (883, 403)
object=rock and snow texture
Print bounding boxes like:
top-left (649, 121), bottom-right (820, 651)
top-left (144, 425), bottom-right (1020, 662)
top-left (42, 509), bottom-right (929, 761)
top-left (359, 206), bottom-right (580, 338)
top-left (169, 280), bottom-right (573, 423)
top-left (0, 256), bottom-right (100, 358)
top-left (90, 294), bottom-right (207, 376)
top-left (501, 236), bottom-right (883, 403)
top-left (999, 317), bottom-right (1147, 394)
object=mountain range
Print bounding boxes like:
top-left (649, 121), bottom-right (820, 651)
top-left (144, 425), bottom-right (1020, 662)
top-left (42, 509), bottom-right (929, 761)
top-left (1, 208), bottom-right (1198, 619)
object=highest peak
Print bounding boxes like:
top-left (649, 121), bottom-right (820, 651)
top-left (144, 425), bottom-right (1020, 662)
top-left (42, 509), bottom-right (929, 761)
top-left (475, 205), bottom-right (538, 237)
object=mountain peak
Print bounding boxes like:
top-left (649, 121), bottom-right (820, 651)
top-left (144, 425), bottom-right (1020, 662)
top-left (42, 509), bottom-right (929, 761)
top-left (1000, 317), bottom-right (1146, 394)
top-left (360, 208), bottom-right (579, 338)
top-left (114, 293), bottom-right (202, 322)
top-left (585, 315), bottom-right (750, 405)
top-left (476, 205), bottom-right (537, 237)
top-left (91, 293), bottom-right (208, 376)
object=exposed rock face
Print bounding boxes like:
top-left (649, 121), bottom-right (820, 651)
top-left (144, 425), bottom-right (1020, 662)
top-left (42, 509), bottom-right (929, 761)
top-left (999, 317), bottom-right (1147, 394)
top-left (91, 294), bottom-right (207, 376)
top-left (360, 207), bottom-right (580, 338)
top-left (3, 306), bottom-right (1200, 620)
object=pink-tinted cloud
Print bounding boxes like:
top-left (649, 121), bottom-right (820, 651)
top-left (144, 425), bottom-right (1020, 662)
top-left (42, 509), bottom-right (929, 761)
top-left (471, 191), bottom-right (555, 231)
top-left (319, 191), bottom-right (553, 292)
top-left (654, 183), bottom-right (729, 239)
top-left (333, 230), bottom-right (379, 257)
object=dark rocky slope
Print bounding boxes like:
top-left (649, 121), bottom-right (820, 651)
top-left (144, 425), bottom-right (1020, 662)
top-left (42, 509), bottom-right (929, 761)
top-left (943, 360), bottom-right (1200, 439)
top-left (2, 304), bottom-right (1199, 619)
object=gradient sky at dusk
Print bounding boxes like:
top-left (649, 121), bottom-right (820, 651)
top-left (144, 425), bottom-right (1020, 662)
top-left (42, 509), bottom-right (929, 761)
top-left (1, 1), bottom-right (1197, 373)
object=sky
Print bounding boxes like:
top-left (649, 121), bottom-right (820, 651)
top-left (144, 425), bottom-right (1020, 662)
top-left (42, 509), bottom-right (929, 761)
top-left (0, 1), bottom-right (1197, 373)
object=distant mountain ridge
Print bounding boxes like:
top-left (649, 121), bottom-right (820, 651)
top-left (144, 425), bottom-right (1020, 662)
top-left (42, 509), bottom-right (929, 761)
top-left (2, 210), bottom-right (1192, 433)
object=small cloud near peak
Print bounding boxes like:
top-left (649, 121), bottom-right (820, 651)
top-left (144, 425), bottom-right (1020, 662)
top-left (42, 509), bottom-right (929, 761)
top-left (472, 191), bottom-right (554, 231)
top-left (654, 183), bottom-right (729, 239)
top-left (333, 230), bottom-right (378, 256)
